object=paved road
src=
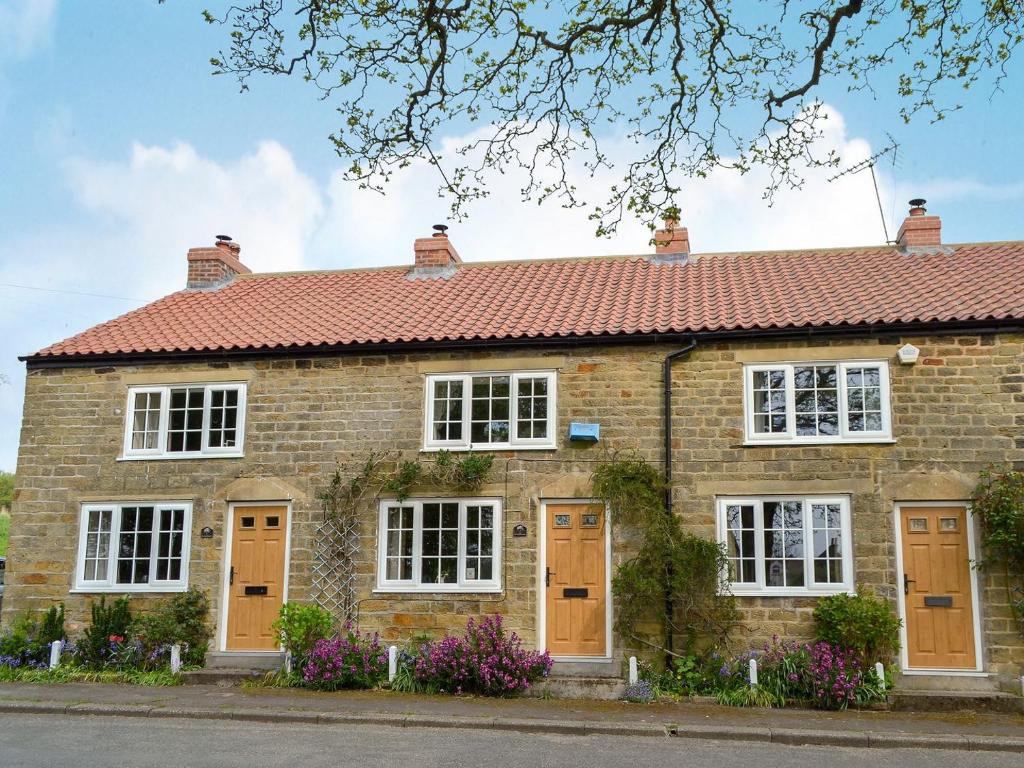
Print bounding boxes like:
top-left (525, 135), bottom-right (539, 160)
top-left (0, 714), bottom-right (1020, 768)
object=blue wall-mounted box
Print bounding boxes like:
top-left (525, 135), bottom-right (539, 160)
top-left (568, 422), bottom-right (600, 442)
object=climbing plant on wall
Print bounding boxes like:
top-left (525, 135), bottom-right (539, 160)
top-left (592, 453), bottom-right (739, 662)
top-left (311, 450), bottom-right (494, 622)
top-left (971, 466), bottom-right (1024, 635)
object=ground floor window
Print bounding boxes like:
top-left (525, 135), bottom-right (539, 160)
top-left (75, 502), bottom-right (192, 592)
top-left (376, 498), bottom-right (501, 592)
top-left (716, 496), bottom-right (853, 596)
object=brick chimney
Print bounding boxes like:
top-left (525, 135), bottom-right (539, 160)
top-left (186, 235), bottom-right (252, 289)
top-left (412, 225), bottom-right (462, 273)
top-left (896, 199), bottom-right (941, 248)
top-left (653, 212), bottom-right (691, 257)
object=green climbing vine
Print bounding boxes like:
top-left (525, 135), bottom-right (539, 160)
top-left (317, 450), bottom-right (495, 519)
top-left (970, 466), bottom-right (1024, 635)
top-left (592, 453), bottom-right (739, 661)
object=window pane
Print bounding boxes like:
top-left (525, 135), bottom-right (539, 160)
top-left (155, 507), bottom-right (186, 582)
top-left (811, 503), bottom-right (844, 584)
top-left (725, 504), bottom-right (756, 584)
top-left (752, 368), bottom-right (787, 434)
top-left (431, 380), bottom-right (464, 442)
top-left (385, 505), bottom-right (414, 581)
top-left (465, 504), bottom-right (495, 582)
top-left (207, 387), bottom-right (239, 449)
top-left (83, 509), bottom-right (112, 582)
top-left (514, 377), bottom-right (550, 441)
top-left (793, 365), bottom-right (838, 437)
top-left (116, 506), bottom-right (154, 585)
top-left (763, 501), bottom-right (805, 587)
top-left (846, 365), bottom-right (884, 433)
top-left (421, 500), bottom-right (459, 584)
top-left (470, 375), bottom-right (511, 444)
top-left (130, 391), bottom-right (162, 451)
top-left (167, 387), bottom-right (205, 453)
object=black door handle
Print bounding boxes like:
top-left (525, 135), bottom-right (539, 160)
top-left (230, 566), bottom-right (235, 586)
top-left (903, 573), bottom-right (915, 595)
top-left (546, 567), bottom-right (554, 587)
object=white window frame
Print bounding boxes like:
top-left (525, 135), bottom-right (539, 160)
top-left (121, 382), bottom-right (247, 460)
top-left (375, 498), bottom-right (502, 593)
top-left (743, 360), bottom-right (892, 444)
top-left (716, 496), bottom-right (854, 597)
top-left (423, 371), bottom-right (557, 451)
top-left (74, 502), bottom-right (193, 593)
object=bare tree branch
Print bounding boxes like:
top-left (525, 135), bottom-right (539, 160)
top-left (188, 0), bottom-right (1023, 234)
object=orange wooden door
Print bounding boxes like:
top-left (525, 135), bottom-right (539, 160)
top-left (226, 506), bottom-right (287, 651)
top-left (545, 504), bottom-right (606, 657)
top-left (900, 505), bottom-right (977, 669)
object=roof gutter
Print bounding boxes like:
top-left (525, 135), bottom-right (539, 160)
top-left (20, 319), bottom-right (1024, 369)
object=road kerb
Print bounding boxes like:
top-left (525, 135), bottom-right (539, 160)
top-left (1, 699), bottom-right (1023, 752)
top-left (668, 723), bottom-right (772, 742)
top-left (67, 703), bottom-right (153, 719)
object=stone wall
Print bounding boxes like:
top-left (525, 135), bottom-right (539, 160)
top-left (671, 334), bottom-right (1024, 681)
top-left (4, 346), bottom-right (665, 656)
top-left (4, 332), bottom-right (1022, 681)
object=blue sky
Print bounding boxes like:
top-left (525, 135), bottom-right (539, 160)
top-left (1, 1), bottom-right (1022, 472)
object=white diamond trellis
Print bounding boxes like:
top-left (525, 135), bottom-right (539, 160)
top-left (311, 509), bottom-right (360, 622)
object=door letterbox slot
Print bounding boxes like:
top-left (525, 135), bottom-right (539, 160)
top-left (244, 585), bottom-right (269, 596)
top-left (924, 595), bottom-right (953, 607)
top-left (563, 588), bottom-right (589, 598)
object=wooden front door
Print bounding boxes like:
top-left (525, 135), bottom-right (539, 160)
top-left (545, 503), bottom-right (607, 657)
top-left (900, 505), bottom-right (977, 670)
top-left (226, 506), bottom-right (287, 651)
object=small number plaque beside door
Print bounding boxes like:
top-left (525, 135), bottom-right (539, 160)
top-left (244, 585), bottom-right (268, 596)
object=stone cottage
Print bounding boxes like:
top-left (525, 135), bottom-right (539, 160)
top-left (5, 202), bottom-right (1023, 690)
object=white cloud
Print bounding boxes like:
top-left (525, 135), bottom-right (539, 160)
top-left (65, 140), bottom-right (324, 293)
top-left (0, 0), bottom-right (56, 60)
top-left (312, 105), bottom-right (893, 267)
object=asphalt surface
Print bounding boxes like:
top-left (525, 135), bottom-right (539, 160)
top-left (0, 714), bottom-right (1022, 768)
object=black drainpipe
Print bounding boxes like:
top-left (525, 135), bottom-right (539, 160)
top-left (663, 339), bottom-right (698, 508)
top-left (661, 338), bottom-right (698, 658)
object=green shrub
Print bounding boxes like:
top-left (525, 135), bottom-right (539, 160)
top-left (134, 588), bottom-right (212, 668)
top-left (38, 604), bottom-right (66, 647)
top-left (272, 603), bottom-right (334, 665)
top-left (813, 587), bottom-right (901, 665)
top-left (0, 605), bottom-right (66, 668)
top-left (77, 596), bottom-right (133, 669)
top-left (971, 468), bottom-right (1024, 634)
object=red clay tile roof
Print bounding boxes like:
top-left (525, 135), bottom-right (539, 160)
top-left (28, 242), bottom-right (1024, 360)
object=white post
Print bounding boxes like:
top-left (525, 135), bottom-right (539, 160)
top-left (874, 662), bottom-right (885, 693)
top-left (748, 658), bottom-right (758, 688)
top-left (628, 656), bottom-right (638, 685)
top-left (388, 645), bottom-right (398, 683)
top-left (285, 652), bottom-right (293, 675)
top-left (170, 644), bottom-right (182, 674)
top-left (48, 641), bottom-right (62, 670)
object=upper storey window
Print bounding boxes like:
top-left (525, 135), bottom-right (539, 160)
top-left (424, 371), bottom-right (557, 450)
top-left (122, 383), bottom-right (247, 459)
top-left (743, 361), bottom-right (891, 444)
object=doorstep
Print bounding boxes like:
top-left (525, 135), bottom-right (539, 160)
top-left (889, 689), bottom-right (1024, 714)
